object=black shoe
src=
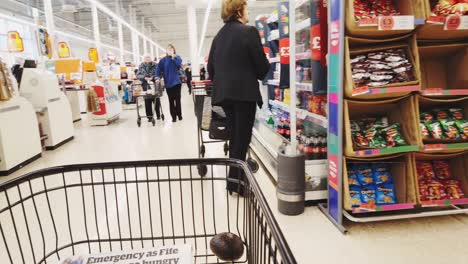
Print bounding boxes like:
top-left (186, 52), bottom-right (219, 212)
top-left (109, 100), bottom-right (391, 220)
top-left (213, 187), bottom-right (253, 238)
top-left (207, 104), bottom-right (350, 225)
top-left (156, 116), bottom-right (161, 120)
top-left (172, 118), bottom-right (177, 122)
top-left (147, 117), bottom-right (153, 122)
top-left (178, 116), bottom-right (183, 121)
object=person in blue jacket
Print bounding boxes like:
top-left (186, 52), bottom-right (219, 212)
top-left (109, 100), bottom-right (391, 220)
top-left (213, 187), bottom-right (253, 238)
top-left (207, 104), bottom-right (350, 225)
top-left (155, 44), bottom-right (183, 122)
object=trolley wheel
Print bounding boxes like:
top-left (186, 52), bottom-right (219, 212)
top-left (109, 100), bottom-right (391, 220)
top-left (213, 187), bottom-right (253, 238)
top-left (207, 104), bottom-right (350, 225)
top-left (200, 145), bottom-right (206, 158)
top-left (223, 143), bottom-right (229, 156)
top-left (161, 114), bottom-right (165, 121)
top-left (247, 158), bottom-right (259, 173)
top-left (152, 119), bottom-right (156, 126)
top-left (137, 119), bottom-right (141, 127)
top-left (198, 165), bottom-right (208, 177)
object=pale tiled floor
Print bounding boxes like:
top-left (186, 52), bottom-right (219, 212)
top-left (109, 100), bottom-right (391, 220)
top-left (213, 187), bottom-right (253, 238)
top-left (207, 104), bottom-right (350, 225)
top-left (2, 89), bottom-right (468, 264)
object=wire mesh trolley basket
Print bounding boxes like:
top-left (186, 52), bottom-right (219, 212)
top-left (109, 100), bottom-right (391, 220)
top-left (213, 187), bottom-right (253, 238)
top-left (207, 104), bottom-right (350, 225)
top-left (0, 159), bottom-right (296, 264)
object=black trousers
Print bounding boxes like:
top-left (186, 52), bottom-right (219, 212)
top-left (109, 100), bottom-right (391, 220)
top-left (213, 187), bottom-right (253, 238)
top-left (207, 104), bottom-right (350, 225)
top-left (186, 80), bottom-right (192, 94)
top-left (222, 101), bottom-right (257, 193)
top-left (144, 97), bottom-right (161, 119)
top-left (166, 84), bottom-right (182, 120)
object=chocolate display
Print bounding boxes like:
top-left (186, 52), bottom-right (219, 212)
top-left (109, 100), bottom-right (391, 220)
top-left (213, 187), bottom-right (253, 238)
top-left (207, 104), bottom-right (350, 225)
top-left (430, 0), bottom-right (468, 16)
top-left (350, 48), bottom-right (414, 88)
top-left (354, 0), bottom-right (400, 20)
top-left (351, 116), bottom-right (407, 150)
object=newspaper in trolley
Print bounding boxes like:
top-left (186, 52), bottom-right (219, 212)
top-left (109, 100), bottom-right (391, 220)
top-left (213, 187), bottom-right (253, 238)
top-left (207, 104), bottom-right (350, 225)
top-left (60, 244), bottom-right (192, 264)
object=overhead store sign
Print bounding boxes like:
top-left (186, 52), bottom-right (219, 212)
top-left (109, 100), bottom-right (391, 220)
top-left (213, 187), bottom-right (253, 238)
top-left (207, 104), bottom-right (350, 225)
top-left (7, 31), bottom-right (24, 52)
top-left (58, 42), bottom-right (71, 58)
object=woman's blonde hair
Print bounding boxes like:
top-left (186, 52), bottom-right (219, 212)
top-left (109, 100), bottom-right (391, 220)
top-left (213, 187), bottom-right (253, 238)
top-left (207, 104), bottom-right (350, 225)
top-left (221, 0), bottom-right (247, 23)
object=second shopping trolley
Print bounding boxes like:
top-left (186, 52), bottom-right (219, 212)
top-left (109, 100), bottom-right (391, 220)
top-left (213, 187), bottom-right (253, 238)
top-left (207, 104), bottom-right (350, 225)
top-left (133, 79), bottom-right (165, 127)
top-left (192, 80), bottom-right (259, 176)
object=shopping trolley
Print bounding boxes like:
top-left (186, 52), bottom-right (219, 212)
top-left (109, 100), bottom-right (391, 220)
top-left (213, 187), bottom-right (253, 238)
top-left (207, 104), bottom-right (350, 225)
top-left (0, 159), bottom-right (297, 264)
top-left (192, 81), bottom-right (260, 175)
top-left (133, 80), bottom-right (165, 127)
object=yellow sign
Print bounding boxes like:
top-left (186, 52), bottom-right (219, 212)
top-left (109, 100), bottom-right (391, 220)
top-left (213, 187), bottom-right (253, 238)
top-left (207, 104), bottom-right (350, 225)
top-left (83, 61), bottom-right (97, 72)
top-left (88, 48), bottom-right (99, 63)
top-left (58, 42), bottom-right (71, 58)
top-left (7, 31), bottom-right (24, 52)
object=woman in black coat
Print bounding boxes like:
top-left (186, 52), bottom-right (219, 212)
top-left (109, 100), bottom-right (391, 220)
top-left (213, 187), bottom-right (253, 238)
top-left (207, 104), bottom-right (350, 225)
top-left (208, 0), bottom-right (269, 195)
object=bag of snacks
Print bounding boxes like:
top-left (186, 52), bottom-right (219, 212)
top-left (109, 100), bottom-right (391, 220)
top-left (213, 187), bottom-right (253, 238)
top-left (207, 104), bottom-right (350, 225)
top-left (433, 160), bottom-right (452, 180)
top-left (376, 184), bottom-right (396, 205)
top-left (357, 164), bottom-right (374, 185)
top-left (449, 108), bottom-right (464, 120)
top-left (419, 181), bottom-right (428, 201)
top-left (347, 165), bottom-right (360, 186)
top-left (364, 127), bottom-right (387, 149)
top-left (427, 121), bottom-right (445, 140)
top-left (427, 180), bottom-right (447, 200)
top-left (434, 109), bottom-right (449, 120)
top-left (455, 120), bottom-right (468, 139)
top-left (360, 187), bottom-right (376, 206)
top-left (350, 186), bottom-right (362, 207)
top-left (420, 122), bottom-right (431, 140)
top-left (352, 131), bottom-right (370, 149)
top-left (440, 119), bottom-right (461, 140)
top-left (445, 180), bottom-right (465, 200)
top-left (420, 112), bottom-right (434, 122)
top-left (381, 123), bottom-right (407, 147)
top-left (416, 161), bottom-right (435, 181)
top-left (372, 163), bottom-right (393, 185)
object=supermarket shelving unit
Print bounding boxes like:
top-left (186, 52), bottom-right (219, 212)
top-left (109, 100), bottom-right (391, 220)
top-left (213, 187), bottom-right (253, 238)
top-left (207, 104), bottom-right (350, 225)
top-left (319, 0), bottom-right (468, 233)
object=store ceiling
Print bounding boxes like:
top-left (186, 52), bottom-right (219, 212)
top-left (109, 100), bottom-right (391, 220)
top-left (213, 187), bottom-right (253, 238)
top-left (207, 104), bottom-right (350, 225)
top-left (7, 0), bottom-right (278, 57)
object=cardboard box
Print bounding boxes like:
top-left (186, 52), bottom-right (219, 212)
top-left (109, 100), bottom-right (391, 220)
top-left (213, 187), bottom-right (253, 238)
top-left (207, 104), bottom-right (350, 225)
top-left (412, 151), bottom-right (468, 206)
top-left (344, 34), bottom-right (421, 100)
top-left (416, 0), bottom-right (468, 40)
top-left (344, 95), bottom-right (420, 157)
top-left (343, 153), bottom-right (416, 212)
top-left (346, 0), bottom-right (419, 38)
top-left (419, 43), bottom-right (468, 95)
top-left (414, 95), bottom-right (468, 152)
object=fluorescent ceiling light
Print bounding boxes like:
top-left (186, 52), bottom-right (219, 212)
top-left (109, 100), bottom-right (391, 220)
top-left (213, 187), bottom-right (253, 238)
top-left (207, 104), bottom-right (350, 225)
top-left (85, 0), bottom-right (164, 51)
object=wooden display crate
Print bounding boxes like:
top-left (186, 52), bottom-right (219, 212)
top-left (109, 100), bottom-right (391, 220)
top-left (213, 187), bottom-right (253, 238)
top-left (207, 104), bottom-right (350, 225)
top-left (344, 95), bottom-right (420, 157)
top-left (343, 154), bottom-right (417, 213)
top-left (414, 95), bottom-right (468, 153)
top-left (344, 34), bottom-right (421, 100)
top-left (419, 43), bottom-right (468, 97)
top-left (416, 0), bottom-right (468, 40)
top-left (345, 0), bottom-right (420, 38)
top-left (412, 152), bottom-right (468, 207)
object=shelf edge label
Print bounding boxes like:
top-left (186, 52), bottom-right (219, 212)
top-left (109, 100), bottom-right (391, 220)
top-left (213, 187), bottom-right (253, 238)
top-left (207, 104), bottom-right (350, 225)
top-left (378, 16), bottom-right (415, 30)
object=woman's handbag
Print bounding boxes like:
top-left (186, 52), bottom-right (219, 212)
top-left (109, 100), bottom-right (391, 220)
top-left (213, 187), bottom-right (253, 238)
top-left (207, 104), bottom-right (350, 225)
top-left (208, 106), bottom-right (230, 140)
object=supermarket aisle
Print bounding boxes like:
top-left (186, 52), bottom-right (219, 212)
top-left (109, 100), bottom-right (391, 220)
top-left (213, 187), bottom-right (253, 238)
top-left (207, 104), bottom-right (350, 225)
top-left (1, 88), bottom-right (468, 264)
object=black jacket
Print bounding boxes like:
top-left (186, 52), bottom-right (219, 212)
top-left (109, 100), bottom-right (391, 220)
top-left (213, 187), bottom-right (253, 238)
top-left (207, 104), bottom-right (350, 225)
top-left (208, 20), bottom-right (269, 106)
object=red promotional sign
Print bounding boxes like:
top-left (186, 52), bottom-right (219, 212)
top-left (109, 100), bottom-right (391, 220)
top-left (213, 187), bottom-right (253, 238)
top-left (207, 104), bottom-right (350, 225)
top-left (379, 16), bottom-right (395, 30)
top-left (446, 15), bottom-right (461, 30)
top-left (92, 85), bottom-right (107, 115)
top-left (279, 38), bottom-right (290, 64)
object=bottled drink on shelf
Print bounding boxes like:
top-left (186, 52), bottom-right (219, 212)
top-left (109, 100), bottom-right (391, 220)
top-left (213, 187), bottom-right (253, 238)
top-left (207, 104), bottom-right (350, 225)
top-left (311, 135), bottom-right (320, 160)
top-left (319, 135), bottom-right (327, 159)
top-left (284, 119), bottom-right (291, 140)
top-left (276, 118), bottom-right (284, 137)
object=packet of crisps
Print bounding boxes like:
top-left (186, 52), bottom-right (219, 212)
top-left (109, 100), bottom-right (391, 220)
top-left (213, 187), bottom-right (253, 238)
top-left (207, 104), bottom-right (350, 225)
top-left (357, 164), bottom-right (374, 186)
top-left (427, 180), bottom-right (447, 200)
top-left (449, 108), bottom-right (464, 120)
top-left (381, 123), bottom-right (407, 147)
top-left (434, 109), bottom-right (449, 120)
top-left (352, 131), bottom-right (370, 149)
top-left (416, 161), bottom-right (435, 181)
top-left (364, 127), bottom-right (386, 149)
top-left (376, 184), bottom-right (397, 205)
top-left (418, 181), bottom-right (428, 201)
top-left (347, 165), bottom-right (360, 186)
top-left (440, 119), bottom-right (460, 140)
top-left (349, 186), bottom-right (362, 207)
top-left (427, 120), bottom-right (445, 140)
top-left (433, 160), bottom-right (452, 180)
top-left (455, 120), bottom-right (468, 140)
top-left (445, 180), bottom-right (465, 200)
top-left (360, 187), bottom-right (376, 206)
top-left (372, 163), bottom-right (393, 185)
top-left (420, 111), bottom-right (434, 122)
top-left (350, 120), bottom-right (361, 132)
top-left (420, 122), bottom-right (431, 140)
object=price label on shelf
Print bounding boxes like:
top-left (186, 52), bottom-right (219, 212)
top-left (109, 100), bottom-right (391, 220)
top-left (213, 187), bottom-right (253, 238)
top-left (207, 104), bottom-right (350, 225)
top-left (424, 144), bottom-right (447, 151)
top-left (378, 16), bottom-right (414, 30)
top-left (427, 15), bottom-right (446, 25)
top-left (357, 17), bottom-right (378, 27)
top-left (352, 86), bottom-right (370, 96)
top-left (70, 72), bottom-right (82, 81)
top-left (444, 15), bottom-right (468, 30)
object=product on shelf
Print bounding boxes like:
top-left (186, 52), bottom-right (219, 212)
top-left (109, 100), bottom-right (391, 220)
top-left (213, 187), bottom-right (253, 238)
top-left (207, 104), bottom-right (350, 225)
top-left (351, 116), bottom-right (407, 150)
top-left (430, 0), bottom-right (468, 16)
top-left (419, 107), bottom-right (468, 142)
top-left (353, 0), bottom-right (400, 20)
top-left (346, 163), bottom-right (397, 207)
top-left (297, 91), bottom-right (327, 117)
top-left (350, 48), bottom-right (415, 88)
top-left (416, 159), bottom-right (465, 201)
top-left (298, 133), bottom-right (327, 160)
